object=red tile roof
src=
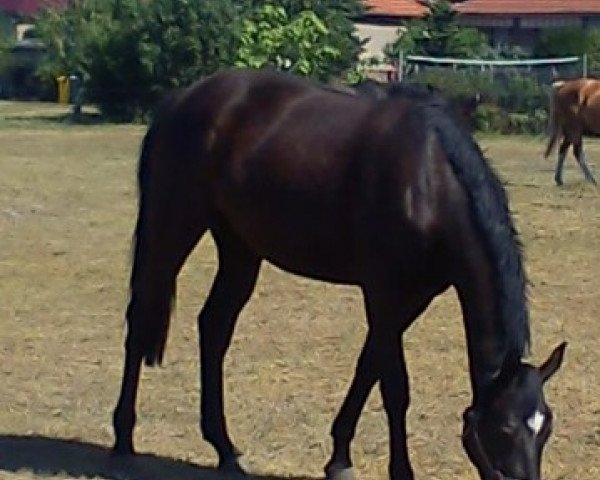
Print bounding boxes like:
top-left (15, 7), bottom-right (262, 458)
top-left (364, 0), bottom-right (429, 17)
top-left (364, 0), bottom-right (600, 16)
top-left (454, 0), bottom-right (600, 15)
top-left (0, 0), bottom-right (67, 16)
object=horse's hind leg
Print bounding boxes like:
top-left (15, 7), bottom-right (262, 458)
top-left (554, 137), bottom-right (570, 186)
top-left (573, 140), bottom-right (598, 185)
top-left (198, 229), bottom-right (261, 471)
top-left (113, 192), bottom-right (207, 455)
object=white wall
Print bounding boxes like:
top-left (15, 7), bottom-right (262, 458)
top-left (355, 22), bottom-right (402, 60)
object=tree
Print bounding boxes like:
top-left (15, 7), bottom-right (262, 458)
top-left (36, 0), bottom-right (242, 120)
top-left (278, 0), bottom-right (365, 78)
top-left (236, 1), bottom-right (364, 81)
top-left (35, 0), bottom-right (363, 120)
top-left (235, 4), bottom-right (341, 81)
top-left (384, 0), bottom-right (491, 60)
top-left (0, 30), bottom-right (13, 74)
top-left (83, 0), bottom-right (242, 119)
top-left (534, 28), bottom-right (600, 75)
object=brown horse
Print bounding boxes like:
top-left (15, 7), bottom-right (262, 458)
top-left (545, 78), bottom-right (599, 186)
top-left (112, 69), bottom-right (566, 480)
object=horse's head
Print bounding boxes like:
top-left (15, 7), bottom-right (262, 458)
top-left (462, 342), bottom-right (567, 480)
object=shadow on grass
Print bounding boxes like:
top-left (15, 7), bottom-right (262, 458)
top-left (0, 434), bottom-right (320, 480)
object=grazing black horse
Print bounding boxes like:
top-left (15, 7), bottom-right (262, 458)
top-left (112, 69), bottom-right (566, 480)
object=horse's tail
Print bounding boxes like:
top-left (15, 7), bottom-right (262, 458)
top-left (544, 81), bottom-right (564, 158)
top-left (127, 95), bottom-right (181, 367)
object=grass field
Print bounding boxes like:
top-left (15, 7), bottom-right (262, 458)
top-left (0, 101), bottom-right (598, 480)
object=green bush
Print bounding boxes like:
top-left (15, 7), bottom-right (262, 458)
top-left (535, 28), bottom-right (600, 76)
top-left (506, 109), bottom-right (547, 135)
top-left (474, 104), bottom-right (509, 133)
top-left (36, 0), bottom-right (364, 121)
top-left (407, 68), bottom-right (549, 134)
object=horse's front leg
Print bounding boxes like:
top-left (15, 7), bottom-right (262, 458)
top-left (325, 332), bottom-right (380, 480)
top-left (326, 288), bottom-right (429, 480)
top-left (573, 141), bottom-right (597, 185)
top-left (327, 332), bottom-right (413, 480)
top-left (379, 336), bottom-right (413, 480)
top-left (554, 138), bottom-right (570, 186)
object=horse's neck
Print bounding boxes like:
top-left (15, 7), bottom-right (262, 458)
top-left (454, 266), bottom-right (512, 405)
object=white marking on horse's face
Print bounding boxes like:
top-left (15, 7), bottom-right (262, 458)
top-left (526, 410), bottom-right (545, 435)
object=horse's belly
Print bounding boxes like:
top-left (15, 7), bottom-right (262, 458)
top-left (262, 230), bottom-right (361, 284)
top-left (214, 192), bottom-right (361, 283)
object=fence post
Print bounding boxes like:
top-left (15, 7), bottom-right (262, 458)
top-left (398, 50), bottom-right (404, 82)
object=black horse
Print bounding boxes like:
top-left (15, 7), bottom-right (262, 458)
top-left (112, 69), bottom-right (566, 480)
top-left (351, 78), bottom-right (480, 131)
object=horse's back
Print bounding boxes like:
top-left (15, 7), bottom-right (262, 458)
top-left (152, 70), bottom-right (467, 285)
top-left (553, 78), bottom-right (600, 133)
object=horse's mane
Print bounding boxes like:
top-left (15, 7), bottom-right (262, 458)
top-left (413, 91), bottom-right (531, 358)
top-left (338, 80), bottom-right (529, 357)
top-left (320, 81), bottom-right (529, 357)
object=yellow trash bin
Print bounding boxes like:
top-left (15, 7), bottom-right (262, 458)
top-left (57, 76), bottom-right (70, 104)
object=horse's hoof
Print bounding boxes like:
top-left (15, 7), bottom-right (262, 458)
top-left (112, 441), bottom-right (135, 456)
top-left (325, 465), bottom-right (356, 480)
top-left (554, 176), bottom-right (563, 186)
top-left (219, 455), bottom-right (248, 477)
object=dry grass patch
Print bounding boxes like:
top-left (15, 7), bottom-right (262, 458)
top-left (0, 107), bottom-right (598, 479)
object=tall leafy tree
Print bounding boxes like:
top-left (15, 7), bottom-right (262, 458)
top-left (0, 29), bottom-right (13, 73)
top-left (535, 28), bottom-right (600, 75)
top-left (35, 0), bottom-right (111, 83)
top-left (235, 4), bottom-right (342, 81)
top-left (384, 0), bottom-right (491, 60)
top-left (35, 0), bottom-right (363, 120)
top-left (281, 0), bottom-right (365, 77)
top-left (36, 0), bottom-right (242, 120)
top-left (83, 0), bottom-right (242, 119)
top-left (237, 0), bottom-right (364, 79)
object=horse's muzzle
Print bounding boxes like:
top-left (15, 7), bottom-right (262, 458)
top-left (461, 410), bottom-right (541, 480)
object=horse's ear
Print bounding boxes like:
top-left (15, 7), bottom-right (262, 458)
top-left (539, 342), bottom-right (567, 383)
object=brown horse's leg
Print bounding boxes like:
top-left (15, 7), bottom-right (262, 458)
top-left (326, 288), bottom-right (432, 480)
top-left (573, 140), bottom-right (598, 185)
top-left (554, 138), bottom-right (570, 186)
top-left (198, 229), bottom-right (261, 471)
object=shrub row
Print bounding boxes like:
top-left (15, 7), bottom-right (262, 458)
top-left (408, 68), bottom-right (550, 134)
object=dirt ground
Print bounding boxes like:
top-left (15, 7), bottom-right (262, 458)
top-left (0, 103), bottom-right (598, 480)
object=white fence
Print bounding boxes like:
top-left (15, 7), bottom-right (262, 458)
top-left (366, 54), bottom-right (586, 83)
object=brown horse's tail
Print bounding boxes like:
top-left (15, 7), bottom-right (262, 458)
top-left (544, 81), bottom-right (564, 158)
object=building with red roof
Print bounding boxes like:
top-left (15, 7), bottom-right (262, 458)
top-left (358, 0), bottom-right (600, 59)
top-left (364, 0), bottom-right (429, 19)
top-left (454, 0), bottom-right (600, 49)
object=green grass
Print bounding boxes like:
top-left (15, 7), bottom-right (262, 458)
top-left (0, 103), bottom-right (598, 480)
top-left (0, 101), bottom-right (108, 129)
